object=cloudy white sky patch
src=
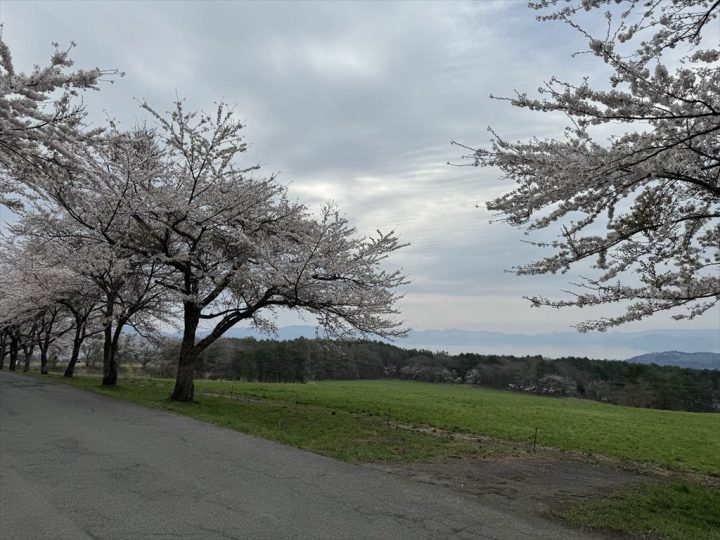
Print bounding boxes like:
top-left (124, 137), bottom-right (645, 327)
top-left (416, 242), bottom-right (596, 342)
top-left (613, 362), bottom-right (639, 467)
top-left (3, 0), bottom-right (718, 335)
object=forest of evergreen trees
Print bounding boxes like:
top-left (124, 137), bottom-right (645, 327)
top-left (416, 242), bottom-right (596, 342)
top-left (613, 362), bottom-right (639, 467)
top-left (122, 336), bottom-right (720, 413)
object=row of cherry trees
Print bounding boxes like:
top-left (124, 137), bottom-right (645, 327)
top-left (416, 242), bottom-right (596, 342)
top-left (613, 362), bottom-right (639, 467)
top-left (0, 42), bottom-right (407, 400)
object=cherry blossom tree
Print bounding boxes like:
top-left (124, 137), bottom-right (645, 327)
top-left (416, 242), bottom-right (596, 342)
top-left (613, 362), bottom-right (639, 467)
top-left (11, 124), bottom-right (176, 384)
top-left (34, 305), bottom-right (71, 374)
top-left (462, 0), bottom-right (719, 331)
top-left (1, 321), bottom-right (21, 371)
top-left (6, 86), bottom-right (406, 398)
top-left (60, 299), bottom-right (100, 377)
top-left (1, 234), bottom-right (103, 376)
top-left (6, 325), bottom-right (21, 371)
top-left (12, 210), bottom-right (171, 385)
top-left (0, 238), bottom-right (86, 373)
top-left (0, 38), bottom-right (119, 208)
top-left (0, 37), bottom-right (116, 371)
top-left (0, 295), bottom-right (38, 373)
top-left (0, 251), bottom-right (40, 370)
top-left (127, 102), bottom-right (407, 401)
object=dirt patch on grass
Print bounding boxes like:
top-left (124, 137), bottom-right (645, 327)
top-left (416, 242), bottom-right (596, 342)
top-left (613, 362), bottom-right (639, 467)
top-left (368, 454), bottom-right (649, 517)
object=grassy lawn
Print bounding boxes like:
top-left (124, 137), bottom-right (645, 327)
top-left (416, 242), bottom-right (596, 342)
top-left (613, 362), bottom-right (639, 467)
top-left (31, 373), bottom-right (488, 463)
top-left (29, 373), bottom-right (720, 475)
top-left (193, 378), bottom-right (720, 476)
top-left (553, 482), bottom-right (720, 540)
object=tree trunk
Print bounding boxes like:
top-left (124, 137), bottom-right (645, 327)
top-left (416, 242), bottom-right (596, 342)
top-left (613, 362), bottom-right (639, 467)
top-left (101, 324), bottom-right (118, 386)
top-left (38, 312), bottom-right (57, 375)
top-left (64, 339), bottom-right (82, 377)
top-left (171, 303), bottom-right (201, 401)
top-left (65, 310), bottom-right (88, 378)
top-left (101, 294), bottom-right (117, 386)
top-left (22, 343), bottom-right (35, 372)
top-left (9, 336), bottom-right (18, 371)
top-left (102, 320), bottom-right (124, 387)
top-left (40, 344), bottom-right (50, 375)
top-left (64, 336), bottom-right (83, 377)
top-left (0, 340), bottom-right (6, 370)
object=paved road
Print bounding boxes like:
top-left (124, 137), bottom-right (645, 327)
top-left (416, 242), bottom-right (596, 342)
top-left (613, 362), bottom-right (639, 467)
top-left (0, 371), bottom-right (604, 539)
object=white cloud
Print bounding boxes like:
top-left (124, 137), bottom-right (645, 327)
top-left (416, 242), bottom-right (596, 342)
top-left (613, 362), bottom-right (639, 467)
top-left (270, 38), bottom-right (382, 80)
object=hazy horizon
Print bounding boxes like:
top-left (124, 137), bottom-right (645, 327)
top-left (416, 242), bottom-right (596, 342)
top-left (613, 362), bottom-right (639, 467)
top-left (199, 324), bottom-right (720, 360)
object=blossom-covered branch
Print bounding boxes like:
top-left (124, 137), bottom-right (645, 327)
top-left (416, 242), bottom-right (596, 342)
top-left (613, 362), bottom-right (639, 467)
top-left (462, 0), bottom-right (719, 330)
top-left (0, 39), bottom-right (120, 207)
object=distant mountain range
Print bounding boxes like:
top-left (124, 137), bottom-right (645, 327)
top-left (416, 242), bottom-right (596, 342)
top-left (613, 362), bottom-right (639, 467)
top-left (626, 351), bottom-right (720, 371)
top-left (215, 325), bottom-right (720, 360)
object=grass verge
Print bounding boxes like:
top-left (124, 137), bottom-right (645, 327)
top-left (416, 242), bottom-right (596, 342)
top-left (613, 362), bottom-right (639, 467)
top-left (25, 373), bottom-right (720, 475)
top-left (193, 378), bottom-right (720, 476)
top-left (29, 373), bottom-right (493, 463)
top-left (552, 481), bottom-right (720, 540)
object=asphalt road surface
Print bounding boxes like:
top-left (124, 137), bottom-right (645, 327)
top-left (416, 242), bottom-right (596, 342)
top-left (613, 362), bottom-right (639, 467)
top-left (0, 371), bottom-right (606, 539)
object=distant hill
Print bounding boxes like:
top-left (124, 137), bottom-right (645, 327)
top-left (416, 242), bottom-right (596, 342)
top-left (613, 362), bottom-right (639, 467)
top-left (627, 351), bottom-right (720, 371)
top-left (218, 325), bottom-right (720, 359)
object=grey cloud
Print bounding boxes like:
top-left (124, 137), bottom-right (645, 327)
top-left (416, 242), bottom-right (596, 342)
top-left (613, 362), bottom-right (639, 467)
top-left (3, 0), bottom-right (717, 333)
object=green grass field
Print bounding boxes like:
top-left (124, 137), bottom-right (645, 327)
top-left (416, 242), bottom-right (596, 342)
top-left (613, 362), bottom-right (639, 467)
top-left (32, 373), bottom-right (720, 475)
top-left (35, 374), bottom-right (488, 462)
top-left (193, 378), bottom-right (720, 476)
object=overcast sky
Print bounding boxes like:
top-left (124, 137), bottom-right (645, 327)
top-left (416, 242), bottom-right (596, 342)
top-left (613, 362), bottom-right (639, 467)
top-left (2, 0), bottom-right (718, 335)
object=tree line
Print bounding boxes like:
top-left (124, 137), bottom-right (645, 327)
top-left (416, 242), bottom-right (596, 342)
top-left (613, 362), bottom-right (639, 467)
top-left (97, 335), bottom-right (720, 413)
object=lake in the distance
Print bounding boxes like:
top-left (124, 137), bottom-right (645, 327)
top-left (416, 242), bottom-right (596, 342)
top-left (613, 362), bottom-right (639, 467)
top-left (404, 343), bottom-right (646, 360)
